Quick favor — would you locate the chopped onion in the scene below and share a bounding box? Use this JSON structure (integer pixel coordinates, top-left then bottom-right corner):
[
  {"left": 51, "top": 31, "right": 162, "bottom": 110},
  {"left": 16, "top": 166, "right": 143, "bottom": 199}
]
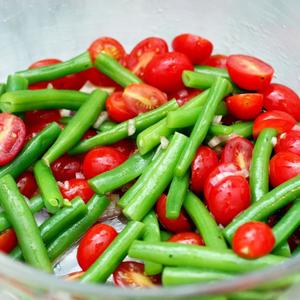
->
[
  {"left": 208, "top": 135, "right": 228, "bottom": 148},
  {"left": 271, "top": 136, "right": 278, "bottom": 146},
  {"left": 279, "top": 132, "right": 287, "bottom": 139},
  {"left": 128, "top": 119, "right": 136, "bottom": 136},
  {"left": 160, "top": 136, "right": 169, "bottom": 149},
  {"left": 93, "top": 111, "right": 108, "bottom": 129},
  {"left": 79, "top": 81, "right": 97, "bottom": 93},
  {"left": 47, "top": 83, "right": 54, "bottom": 89},
  {"left": 75, "top": 172, "right": 85, "bottom": 179},
  {"left": 60, "top": 109, "right": 72, "bottom": 117},
  {"left": 213, "top": 115, "right": 223, "bottom": 124},
  {"left": 99, "top": 87, "right": 115, "bottom": 95},
  {"left": 99, "top": 194, "right": 122, "bottom": 221}
]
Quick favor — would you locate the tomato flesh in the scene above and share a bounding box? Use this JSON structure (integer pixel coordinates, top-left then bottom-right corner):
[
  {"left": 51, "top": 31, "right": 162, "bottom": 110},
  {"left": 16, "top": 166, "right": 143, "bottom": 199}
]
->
[
  {"left": 0, "top": 229, "right": 17, "bottom": 253},
  {"left": 24, "top": 110, "right": 61, "bottom": 126},
  {"left": 275, "top": 130, "right": 300, "bottom": 156},
  {"left": 168, "top": 232, "right": 204, "bottom": 246},
  {"left": 60, "top": 179, "right": 94, "bottom": 203},
  {"left": 111, "top": 139, "right": 136, "bottom": 158},
  {"left": 17, "top": 171, "right": 37, "bottom": 198},
  {"left": 168, "top": 88, "right": 202, "bottom": 106}
]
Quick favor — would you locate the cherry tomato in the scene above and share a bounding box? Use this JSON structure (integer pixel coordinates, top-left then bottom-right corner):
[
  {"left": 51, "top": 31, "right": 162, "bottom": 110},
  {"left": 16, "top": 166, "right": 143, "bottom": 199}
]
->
[
  {"left": 168, "top": 232, "right": 204, "bottom": 246},
  {"left": 123, "top": 83, "right": 168, "bottom": 115},
  {"left": 269, "top": 151, "right": 300, "bottom": 187},
  {"left": 226, "top": 93, "right": 263, "bottom": 120},
  {"left": 191, "top": 146, "right": 219, "bottom": 194},
  {"left": 207, "top": 175, "right": 251, "bottom": 226},
  {"left": 82, "top": 147, "right": 127, "bottom": 179},
  {"left": 24, "top": 110, "right": 61, "bottom": 126},
  {"left": 232, "top": 221, "right": 275, "bottom": 259},
  {"left": 168, "top": 88, "right": 202, "bottom": 106},
  {"left": 16, "top": 171, "right": 37, "bottom": 198},
  {"left": 127, "top": 37, "right": 168, "bottom": 78},
  {"left": 113, "top": 261, "right": 161, "bottom": 287},
  {"left": 60, "top": 179, "right": 94, "bottom": 203},
  {"left": 226, "top": 55, "right": 274, "bottom": 91},
  {"left": 155, "top": 194, "right": 192, "bottom": 233},
  {"left": 143, "top": 52, "right": 194, "bottom": 93},
  {"left": 25, "top": 122, "right": 47, "bottom": 142},
  {"left": 81, "top": 129, "right": 97, "bottom": 141},
  {"left": 111, "top": 139, "right": 136, "bottom": 158},
  {"left": 172, "top": 33, "right": 213, "bottom": 65},
  {"left": 203, "top": 54, "right": 228, "bottom": 69},
  {"left": 253, "top": 110, "right": 297, "bottom": 139},
  {"left": 221, "top": 137, "right": 253, "bottom": 170},
  {"left": 275, "top": 130, "right": 300, "bottom": 156},
  {"left": 0, "top": 113, "right": 26, "bottom": 166},
  {"left": 263, "top": 83, "right": 300, "bottom": 121},
  {"left": 0, "top": 229, "right": 17, "bottom": 253},
  {"left": 77, "top": 223, "right": 118, "bottom": 271}
]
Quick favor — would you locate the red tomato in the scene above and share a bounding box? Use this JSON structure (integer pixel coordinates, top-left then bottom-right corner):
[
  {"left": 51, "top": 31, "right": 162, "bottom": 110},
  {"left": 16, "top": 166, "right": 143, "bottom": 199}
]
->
[
  {"left": 168, "top": 88, "right": 202, "bottom": 106},
  {"left": 203, "top": 54, "right": 228, "bottom": 69},
  {"left": 221, "top": 137, "right": 253, "bottom": 170},
  {"left": 172, "top": 33, "right": 213, "bottom": 65},
  {"left": 269, "top": 151, "right": 300, "bottom": 187},
  {"left": 25, "top": 122, "right": 47, "bottom": 142},
  {"left": 81, "top": 129, "right": 97, "bottom": 141},
  {"left": 0, "top": 229, "right": 17, "bottom": 253},
  {"left": 127, "top": 37, "right": 168, "bottom": 78},
  {"left": 0, "top": 113, "right": 26, "bottom": 166},
  {"left": 77, "top": 223, "right": 118, "bottom": 271},
  {"left": 227, "top": 55, "right": 274, "bottom": 91},
  {"left": 226, "top": 93, "right": 264, "bottom": 120},
  {"left": 111, "top": 139, "right": 136, "bottom": 158},
  {"left": 253, "top": 110, "right": 297, "bottom": 139},
  {"left": 113, "top": 261, "right": 161, "bottom": 287},
  {"left": 155, "top": 194, "right": 192, "bottom": 233},
  {"left": 168, "top": 232, "right": 204, "bottom": 246},
  {"left": 263, "top": 83, "right": 300, "bottom": 121},
  {"left": 207, "top": 175, "right": 251, "bottom": 226},
  {"left": 123, "top": 83, "right": 168, "bottom": 115},
  {"left": 275, "top": 130, "right": 300, "bottom": 156},
  {"left": 143, "top": 52, "right": 194, "bottom": 93},
  {"left": 82, "top": 147, "right": 127, "bottom": 179},
  {"left": 232, "top": 221, "right": 275, "bottom": 259},
  {"left": 60, "top": 179, "right": 94, "bottom": 203},
  {"left": 17, "top": 171, "right": 37, "bottom": 198},
  {"left": 191, "top": 146, "right": 219, "bottom": 194},
  {"left": 24, "top": 110, "right": 61, "bottom": 126}
]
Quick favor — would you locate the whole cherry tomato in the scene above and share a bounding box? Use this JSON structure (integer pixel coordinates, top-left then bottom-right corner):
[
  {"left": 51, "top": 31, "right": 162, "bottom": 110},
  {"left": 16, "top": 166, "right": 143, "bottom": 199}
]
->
[
  {"left": 16, "top": 171, "right": 37, "bottom": 198},
  {"left": 60, "top": 179, "right": 94, "bottom": 203},
  {"left": 203, "top": 54, "right": 228, "bottom": 69},
  {"left": 0, "top": 229, "right": 17, "bottom": 254},
  {"left": 275, "top": 129, "right": 300, "bottom": 156},
  {"left": 168, "top": 232, "right": 204, "bottom": 246}
]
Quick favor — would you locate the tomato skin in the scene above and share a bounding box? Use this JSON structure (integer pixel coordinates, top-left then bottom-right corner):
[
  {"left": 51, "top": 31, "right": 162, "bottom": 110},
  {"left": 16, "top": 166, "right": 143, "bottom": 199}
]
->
[
  {"left": 226, "top": 93, "right": 264, "bottom": 120},
  {"left": 233, "top": 221, "right": 275, "bottom": 259},
  {"left": 275, "top": 130, "right": 300, "bottom": 156},
  {"left": 253, "top": 110, "right": 297, "bottom": 139},
  {"left": 206, "top": 175, "right": 251, "bottom": 226},
  {"left": 168, "top": 88, "right": 202, "bottom": 106},
  {"left": 24, "top": 110, "right": 61, "bottom": 126},
  {"left": 269, "top": 151, "right": 300, "bottom": 187},
  {"left": 143, "top": 52, "right": 194, "bottom": 93},
  {"left": 155, "top": 194, "right": 192, "bottom": 233},
  {"left": 17, "top": 171, "right": 37, "bottom": 198},
  {"left": 168, "top": 232, "right": 204, "bottom": 246},
  {"left": 227, "top": 55, "right": 274, "bottom": 91},
  {"left": 172, "top": 33, "right": 213, "bottom": 65},
  {"left": 191, "top": 146, "right": 219, "bottom": 194},
  {"left": 77, "top": 223, "right": 118, "bottom": 271},
  {"left": 221, "top": 137, "right": 254, "bottom": 170},
  {"left": 0, "top": 229, "right": 18, "bottom": 253},
  {"left": 111, "top": 139, "right": 136, "bottom": 158},
  {"left": 60, "top": 179, "right": 94, "bottom": 203},
  {"left": 263, "top": 83, "right": 300, "bottom": 121},
  {"left": 113, "top": 261, "right": 161, "bottom": 287},
  {"left": 25, "top": 122, "right": 47, "bottom": 142},
  {"left": 203, "top": 54, "right": 228, "bottom": 69}
]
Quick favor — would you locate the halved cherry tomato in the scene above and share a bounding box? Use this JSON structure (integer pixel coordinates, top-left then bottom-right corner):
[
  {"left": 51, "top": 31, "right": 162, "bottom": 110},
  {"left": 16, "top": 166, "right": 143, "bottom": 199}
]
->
[
  {"left": 24, "top": 110, "right": 61, "bottom": 126},
  {"left": 143, "top": 52, "right": 194, "bottom": 93},
  {"left": 227, "top": 55, "right": 274, "bottom": 90},
  {"left": 113, "top": 261, "right": 161, "bottom": 287},
  {"left": 127, "top": 37, "right": 168, "bottom": 79},
  {"left": 59, "top": 179, "right": 94, "bottom": 203},
  {"left": 82, "top": 147, "right": 127, "bottom": 179},
  {"left": 172, "top": 33, "right": 213, "bottom": 65},
  {"left": 275, "top": 130, "right": 300, "bottom": 156},
  {"left": 253, "top": 110, "right": 297, "bottom": 139},
  {"left": 191, "top": 146, "right": 219, "bottom": 194},
  {"left": 168, "top": 88, "right": 202, "bottom": 106},
  {"left": 221, "top": 137, "right": 253, "bottom": 170},
  {"left": 123, "top": 83, "right": 168, "bottom": 115},
  {"left": 203, "top": 54, "right": 228, "bottom": 69},
  {"left": 17, "top": 171, "right": 37, "bottom": 198},
  {"left": 25, "top": 122, "right": 48, "bottom": 142},
  {"left": 77, "top": 223, "right": 118, "bottom": 271},
  {"left": 263, "top": 83, "right": 300, "bottom": 121},
  {"left": 111, "top": 139, "right": 136, "bottom": 158},
  {"left": 269, "top": 151, "right": 300, "bottom": 187},
  {"left": 155, "top": 194, "right": 192, "bottom": 233},
  {"left": 0, "top": 229, "right": 17, "bottom": 253},
  {"left": 207, "top": 175, "right": 251, "bottom": 226},
  {"left": 0, "top": 113, "right": 26, "bottom": 166},
  {"left": 232, "top": 221, "right": 275, "bottom": 259},
  {"left": 226, "top": 93, "right": 264, "bottom": 120},
  {"left": 168, "top": 232, "right": 204, "bottom": 246}
]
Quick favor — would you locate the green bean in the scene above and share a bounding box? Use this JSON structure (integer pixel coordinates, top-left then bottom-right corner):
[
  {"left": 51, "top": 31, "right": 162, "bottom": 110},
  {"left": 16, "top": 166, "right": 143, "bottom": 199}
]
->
[
  {"left": 224, "top": 175, "right": 300, "bottom": 242},
  {"left": 47, "top": 195, "right": 109, "bottom": 261},
  {"left": 228, "top": 291, "right": 279, "bottom": 300},
  {"left": 81, "top": 221, "right": 144, "bottom": 283},
  {"left": 183, "top": 192, "right": 227, "bottom": 249},
  {"left": 0, "top": 175, "right": 52, "bottom": 272},
  {"left": 176, "top": 78, "right": 232, "bottom": 176},
  {"left": 43, "top": 89, "right": 107, "bottom": 164},
  {"left": 230, "top": 122, "right": 253, "bottom": 138},
  {"left": 123, "top": 132, "right": 188, "bottom": 221},
  {"left": 6, "top": 74, "right": 28, "bottom": 91},
  {"left": 0, "top": 83, "right": 6, "bottom": 96},
  {"left": 17, "top": 52, "right": 92, "bottom": 84},
  {"left": 129, "top": 241, "right": 285, "bottom": 273},
  {"left": 33, "top": 160, "right": 64, "bottom": 213},
  {"left": 89, "top": 151, "right": 154, "bottom": 194},
  {"left": 293, "top": 244, "right": 300, "bottom": 256},
  {"left": 0, "top": 122, "right": 61, "bottom": 179},
  {"left": 0, "top": 89, "right": 89, "bottom": 112},
  {"left": 143, "top": 211, "right": 162, "bottom": 275},
  {"left": 160, "top": 230, "right": 172, "bottom": 241},
  {"left": 194, "top": 65, "right": 231, "bottom": 80},
  {"left": 98, "top": 120, "right": 117, "bottom": 132},
  {"left": 183, "top": 70, "right": 220, "bottom": 90},
  {"left": 69, "top": 100, "right": 179, "bottom": 155},
  {"left": 166, "top": 173, "right": 189, "bottom": 219},
  {"left": 59, "top": 116, "right": 72, "bottom": 125},
  {"left": 249, "top": 128, "right": 277, "bottom": 202},
  {"left": 95, "top": 53, "right": 141, "bottom": 87},
  {"left": 273, "top": 242, "right": 291, "bottom": 257}
]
